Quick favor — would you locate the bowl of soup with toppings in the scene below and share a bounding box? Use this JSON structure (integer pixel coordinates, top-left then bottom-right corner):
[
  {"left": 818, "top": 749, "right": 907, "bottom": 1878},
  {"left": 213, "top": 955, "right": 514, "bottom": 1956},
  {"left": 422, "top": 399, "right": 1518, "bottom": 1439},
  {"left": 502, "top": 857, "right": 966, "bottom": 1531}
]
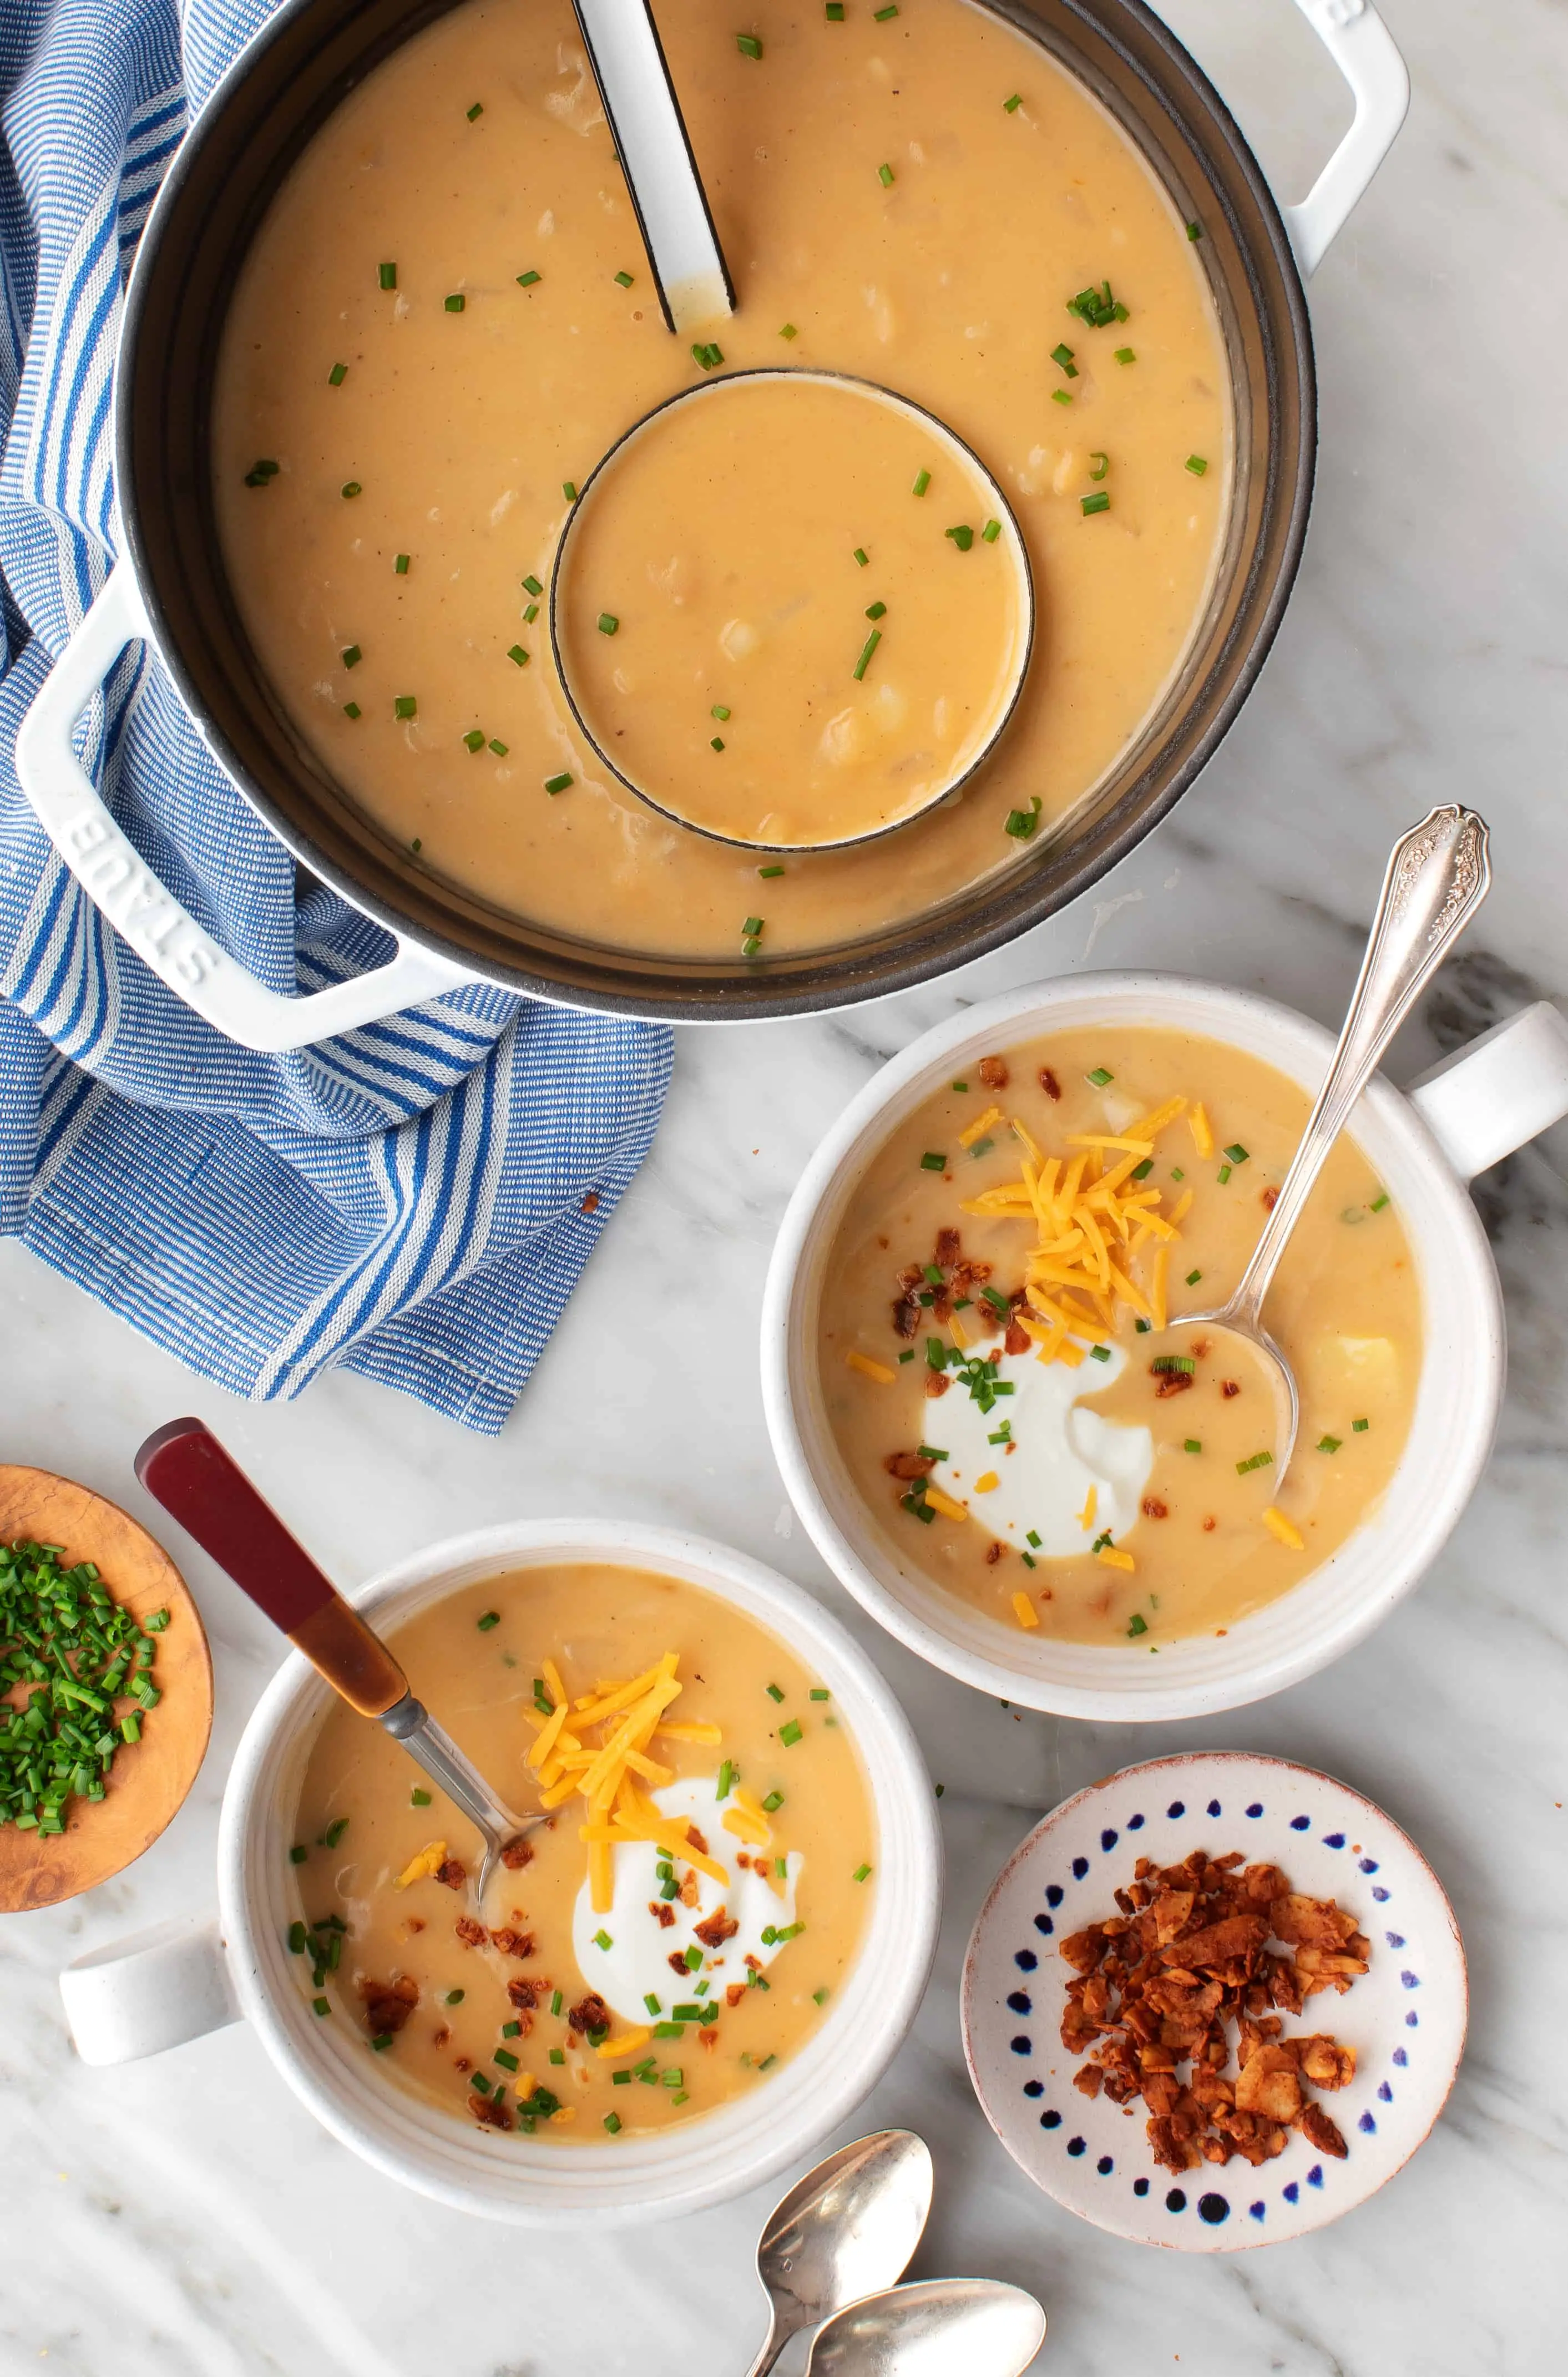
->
[
  {"left": 29, "top": 0, "right": 1361, "bottom": 1034},
  {"left": 64, "top": 1521, "right": 938, "bottom": 2224},
  {"left": 763, "top": 974, "right": 1568, "bottom": 1718}
]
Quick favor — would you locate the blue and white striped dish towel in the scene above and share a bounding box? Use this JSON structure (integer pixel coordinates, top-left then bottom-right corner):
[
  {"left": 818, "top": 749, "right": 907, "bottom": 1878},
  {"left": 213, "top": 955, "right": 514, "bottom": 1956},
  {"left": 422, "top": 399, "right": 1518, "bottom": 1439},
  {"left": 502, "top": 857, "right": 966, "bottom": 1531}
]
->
[{"left": 0, "top": 0, "right": 672, "bottom": 1432}]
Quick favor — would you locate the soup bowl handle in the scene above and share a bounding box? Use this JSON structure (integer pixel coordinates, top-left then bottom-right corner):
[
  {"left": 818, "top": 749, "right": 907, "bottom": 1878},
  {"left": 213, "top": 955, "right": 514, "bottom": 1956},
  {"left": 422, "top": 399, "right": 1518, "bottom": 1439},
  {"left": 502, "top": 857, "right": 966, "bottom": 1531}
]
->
[
  {"left": 13, "top": 566, "right": 479, "bottom": 1054},
  {"left": 1280, "top": 0, "right": 1409, "bottom": 277},
  {"left": 1407, "top": 1002, "right": 1568, "bottom": 1183},
  {"left": 59, "top": 1912, "right": 240, "bottom": 2066}
]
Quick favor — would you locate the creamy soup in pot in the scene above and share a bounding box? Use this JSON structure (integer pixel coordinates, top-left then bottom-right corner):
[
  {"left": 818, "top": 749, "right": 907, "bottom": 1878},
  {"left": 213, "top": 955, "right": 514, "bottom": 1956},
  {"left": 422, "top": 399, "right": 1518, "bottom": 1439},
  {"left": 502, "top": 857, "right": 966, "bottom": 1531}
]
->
[
  {"left": 213, "top": 0, "right": 1230, "bottom": 958},
  {"left": 817, "top": 1029, "right": 1423, "bottom": 1647},
  {"left": 289, "top": 1563, "right": 875, "bottom": 2139}
]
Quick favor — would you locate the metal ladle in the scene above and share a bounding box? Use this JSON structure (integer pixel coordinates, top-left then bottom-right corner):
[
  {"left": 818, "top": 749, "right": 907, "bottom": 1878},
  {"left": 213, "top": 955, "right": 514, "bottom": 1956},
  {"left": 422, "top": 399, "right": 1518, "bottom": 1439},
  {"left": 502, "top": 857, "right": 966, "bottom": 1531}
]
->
[
  {"left": 570, "top": 0, "right": 733, "bottom": 335},
  {"left": 746, "top": 2130, "right": 934, "bottom": 2377},
  {"left": 1152, "top": 805, "right": 1490, "bottom": 1480},
  {"left": 804, "top": 2278, "right": 1046, "bottom": 2376},
  {"left": 134, "top": 1418, "right": 538, "bottom": 1901}
]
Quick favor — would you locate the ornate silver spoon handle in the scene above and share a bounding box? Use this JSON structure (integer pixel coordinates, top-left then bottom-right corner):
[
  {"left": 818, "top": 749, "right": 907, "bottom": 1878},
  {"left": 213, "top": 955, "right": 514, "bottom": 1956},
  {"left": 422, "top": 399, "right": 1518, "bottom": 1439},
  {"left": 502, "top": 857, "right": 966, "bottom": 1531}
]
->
[{"left": 1225, "top": 805, "right": 1490, "bottom": 1333}]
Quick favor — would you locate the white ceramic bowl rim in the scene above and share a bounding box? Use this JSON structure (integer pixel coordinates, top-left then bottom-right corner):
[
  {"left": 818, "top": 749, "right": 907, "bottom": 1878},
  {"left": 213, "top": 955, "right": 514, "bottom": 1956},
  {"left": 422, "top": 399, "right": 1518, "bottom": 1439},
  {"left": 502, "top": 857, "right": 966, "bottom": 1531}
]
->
[
  {"left": 215, "top": 1519, "right": 940, "bottom": 2227},
  {"left": 762, "top": 970, "right": 1504, "bottom": 1722}
]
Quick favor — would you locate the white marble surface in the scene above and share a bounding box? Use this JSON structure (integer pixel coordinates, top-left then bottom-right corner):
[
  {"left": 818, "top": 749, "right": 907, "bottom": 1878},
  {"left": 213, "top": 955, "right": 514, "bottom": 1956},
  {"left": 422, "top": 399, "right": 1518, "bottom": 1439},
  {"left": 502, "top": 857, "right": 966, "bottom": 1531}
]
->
[{"left": 4, "top": 1, "right": 1567, "bottom": 2369}]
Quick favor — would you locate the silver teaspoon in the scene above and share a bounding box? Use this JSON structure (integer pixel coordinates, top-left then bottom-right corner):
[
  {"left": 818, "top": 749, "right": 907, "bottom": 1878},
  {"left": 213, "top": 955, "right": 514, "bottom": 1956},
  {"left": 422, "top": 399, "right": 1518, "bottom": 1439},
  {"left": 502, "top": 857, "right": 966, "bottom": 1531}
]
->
[
  {"left": 1156, "top": 804, "right": 1490, "bottom": 1481},
  {"left": 570, "top": 0, "right": 734, "bottom": 335},
  {"left": 744, "top": 2131, "right": 935, "bottom": 2377},
  {"left": 803, "top": 2279, "right": 1046, "bottom": 2377}
]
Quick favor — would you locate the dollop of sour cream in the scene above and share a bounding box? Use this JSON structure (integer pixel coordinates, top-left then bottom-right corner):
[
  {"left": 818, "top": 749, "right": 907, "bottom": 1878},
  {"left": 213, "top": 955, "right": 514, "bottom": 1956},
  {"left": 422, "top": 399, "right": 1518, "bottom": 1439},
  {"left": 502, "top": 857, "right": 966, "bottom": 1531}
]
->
[
  {"left": 571, "top": 1776, "right": 802, "bottom": 2029},
  {"left": 932, "top": 1337, "right": 1154, "bottom": 1556}
]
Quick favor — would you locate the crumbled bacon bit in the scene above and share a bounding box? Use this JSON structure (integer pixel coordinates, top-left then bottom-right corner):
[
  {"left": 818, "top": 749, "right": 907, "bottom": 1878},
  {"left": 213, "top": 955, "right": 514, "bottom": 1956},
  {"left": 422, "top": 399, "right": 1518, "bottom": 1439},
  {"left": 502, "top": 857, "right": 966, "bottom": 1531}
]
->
[
  {"left": 489, "top": 1928, "right": 535, "bottom": 1960},
  {"left": 667, "top": 1950, "right": 691, "bottom": 1976},
  {"left": 925, "top": 1373, "right": 950, "bottom": 1399},
  {"left": 650, "top": 1899, "right": 676, "bottom": 1928},
  {"left": 1141, "top": 1497, "right": 1169, "bottom": 1519},
  {"left": 1202, "top": 1516, "right": 1217, "bottom": 1532},
  {"left": 678, "top": 1870, "right": 700, "bottom": 1908},
  {"left": 500, "top": 1838, "right": 534, "bottom": 1870},
  {"left": 885, "top": 1450, "right": 935, "bottom": 1481},
  {"left": 567, "top": 1992, "right": 610, "bottom": 2035},
  {"left": 453, "top": 2054, "right": 470, "bottom": 2072},
  {"left": 432, "top": 2024, "right": 450, "bottom": 2049},
  {"left": 361, "top": 1974, "right": 419, "bottom": 2035},
  {"left": 1004, "top": 1317, "right": 1032, "bottom": 1357},
  {"left": 507, "top": 1976, "right": 544, "bottom": 2010},
  {"left": 1060, "top": 1851, "right": 1366, "bottom": 2174},
  {"left": 686, "top": 1825, "right": 709, "bottom": 1855},
  {"left": 892, "top": 1294, "right": 921, "bottom": 1338},
  {"left": 978, "top": 1055, "right": 1009, "bottom": 1090},
  {"left": 984, "top": 1541, "right": 1007, "bottom": 1565},
  {"left": 698, "top": 2025, "right": 720, "bottom": 2051},
  {"left": 436, "top": 1858, "right": 466, "bottom": 1890},
  {"left": 1261, "top": 1186, "right": 1278, "bottom": 1212},
  {"left": 726, "top": 1983, "right": 748, "bottom": 2009},
  {"left": 455, "top": 1915, "right": 486, "bottom": 1946},
  {"left": 1039, "top": 1066, "right": 1062, "bottom": 1101},
  {"left": 1221, "top": 1379, "right": 1241, "bottom": 1398},
  {"left": 935, "top": 1226, "right": 962, "bottom": 1266},
  {"left": 406, "top": 1916, "right": 426, "bottom": 1934},
  {"left": 579, "top": 1190, "right": 600, "bottom": 1214},
  {"left": 1154, "top": 1368, "right": 1195, "bottom": 1397},
  {"left": 470, "top": 2090, "right": 515, "bottom": 2129},
  {"left": 744, "top": 1953, "right": 763, "bottom": 1973}
]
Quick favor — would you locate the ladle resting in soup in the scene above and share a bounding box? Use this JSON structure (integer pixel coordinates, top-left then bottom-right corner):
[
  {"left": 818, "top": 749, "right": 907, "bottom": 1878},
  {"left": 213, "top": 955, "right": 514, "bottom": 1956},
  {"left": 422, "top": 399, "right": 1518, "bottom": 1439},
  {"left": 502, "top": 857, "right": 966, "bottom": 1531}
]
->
[
  {"left": 818, "top": 1029, "right": 1423, "bottom": 1646},
  {"left": 290, "top": 1564, "right": 875, "bottom": 2138},
  {"left": 213, "top": 0, "right": 1229, "bottom": 958}
]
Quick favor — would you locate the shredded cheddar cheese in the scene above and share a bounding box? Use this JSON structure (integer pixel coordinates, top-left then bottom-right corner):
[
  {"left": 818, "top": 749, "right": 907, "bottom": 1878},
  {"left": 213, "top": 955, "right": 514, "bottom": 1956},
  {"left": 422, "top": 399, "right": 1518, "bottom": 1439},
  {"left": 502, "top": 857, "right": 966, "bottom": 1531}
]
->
[
  {"left": 521, "top": 1648, "right": 729, "bottom": 1913},
  {"left": 958, "top": 1102, "right": 1004, "bottom": 1149},
  {"left": 1076, "top": 1484, "right": 1097, "bottom": 1532},
  {"left": 1096, "top": 1545, "right": 1136, "bottom": 1572},
  {"left": 922, "top": 1483, "right": 970, "bottom": 1523},
  {"left": 1190, "top": 1101, "right": 1214, "bottom": 1159},
  {"left": 959, "top": 1092, "right": 1191, "bottom": 1358},
  {"left": 1261, "top": 1505, "right": 1305, "bottom": 1550},
  {"left": 846, "top": 1348, "right": 896, "bottom": 1384},
  {"left": 974, "top": 1470, "right": 1000, "bottom": 1493},
  {"left": 596, "top": 2027, "right": 652, "bottom": 2059},
  {"left": 1011, "top": 1590, "right": 1040, "bottom": 1630},
  {"left": 392, "top": 1840, "right": 448, "bottom": 1890}
]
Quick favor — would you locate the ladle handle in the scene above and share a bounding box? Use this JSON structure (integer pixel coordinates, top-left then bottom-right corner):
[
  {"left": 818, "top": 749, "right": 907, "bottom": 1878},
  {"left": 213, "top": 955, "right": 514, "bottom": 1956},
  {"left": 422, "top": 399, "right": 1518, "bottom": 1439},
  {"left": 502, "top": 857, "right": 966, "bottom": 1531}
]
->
[
  {"left": 571, "top": 0, "right": 734, "bottom": 334},
  {"left": 134, "top": 1418, "right": 408, "bottom": 1717},
  {"left": 1227, "top": 805, "right": 1491, "bottom": 1331}
]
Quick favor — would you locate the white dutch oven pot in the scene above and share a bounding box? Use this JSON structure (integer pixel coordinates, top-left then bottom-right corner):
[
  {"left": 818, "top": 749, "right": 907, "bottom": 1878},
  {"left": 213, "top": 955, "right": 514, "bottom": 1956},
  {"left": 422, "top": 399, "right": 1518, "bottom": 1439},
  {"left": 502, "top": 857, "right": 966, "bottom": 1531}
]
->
[{"left": 12, "top": 0, "right": 1408, "bottom": 1042}]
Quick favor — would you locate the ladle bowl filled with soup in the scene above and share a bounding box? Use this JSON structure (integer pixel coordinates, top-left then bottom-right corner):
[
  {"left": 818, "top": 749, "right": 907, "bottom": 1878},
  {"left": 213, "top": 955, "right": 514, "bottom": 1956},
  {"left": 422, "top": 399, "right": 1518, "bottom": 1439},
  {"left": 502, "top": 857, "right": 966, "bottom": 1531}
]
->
[
  {"left": 762, "top": 973, "right": 1562, "bottom": 1719},
  {"left": 193, "top": 1521, "right": 938, "bottom": 2224},
  {"left": 18, "top": 0, "right": 1400, "bottom": 1035}
]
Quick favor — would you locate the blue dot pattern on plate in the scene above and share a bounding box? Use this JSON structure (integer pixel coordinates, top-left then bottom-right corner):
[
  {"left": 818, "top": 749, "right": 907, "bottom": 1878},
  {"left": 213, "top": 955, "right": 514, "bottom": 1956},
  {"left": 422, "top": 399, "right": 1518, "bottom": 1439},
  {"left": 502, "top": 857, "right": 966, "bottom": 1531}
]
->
[{"left": 1005, "top": 1787, "right": 1416, "bottom": 2231}]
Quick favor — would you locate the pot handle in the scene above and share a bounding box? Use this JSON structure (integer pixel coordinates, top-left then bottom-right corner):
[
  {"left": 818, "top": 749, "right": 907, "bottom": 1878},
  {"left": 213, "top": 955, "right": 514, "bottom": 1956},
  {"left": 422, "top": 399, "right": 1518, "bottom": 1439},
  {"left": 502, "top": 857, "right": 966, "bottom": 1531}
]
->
[
  {"left": 1282, "top": 0, "right": 1410, "bottom": 278},
  {"left": 1407, "top": 1002, "right": 1568, "bottom": 1182},
  {"left": 13, "top": 565, "right": 479, "bottom": 1054},
  {"left": 59, "top": 1913, "right": 241, "bottom": 2066}
]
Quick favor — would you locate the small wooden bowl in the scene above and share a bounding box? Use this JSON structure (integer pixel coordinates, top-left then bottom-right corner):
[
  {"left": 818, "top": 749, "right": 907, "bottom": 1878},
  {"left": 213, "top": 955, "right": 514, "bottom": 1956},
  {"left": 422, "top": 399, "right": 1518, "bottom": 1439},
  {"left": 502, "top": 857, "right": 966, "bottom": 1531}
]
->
[{"left": 0, "top": 1465, "right": 213, "bottom": 1913}]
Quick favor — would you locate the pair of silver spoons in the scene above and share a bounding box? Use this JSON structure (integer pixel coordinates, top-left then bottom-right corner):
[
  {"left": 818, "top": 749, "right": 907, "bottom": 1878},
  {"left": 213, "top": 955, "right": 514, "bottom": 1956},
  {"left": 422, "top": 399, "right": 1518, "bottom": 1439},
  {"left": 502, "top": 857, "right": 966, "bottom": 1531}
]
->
[{"left": 746, "top": 2131, "right": 1044, "bottom": 2376}]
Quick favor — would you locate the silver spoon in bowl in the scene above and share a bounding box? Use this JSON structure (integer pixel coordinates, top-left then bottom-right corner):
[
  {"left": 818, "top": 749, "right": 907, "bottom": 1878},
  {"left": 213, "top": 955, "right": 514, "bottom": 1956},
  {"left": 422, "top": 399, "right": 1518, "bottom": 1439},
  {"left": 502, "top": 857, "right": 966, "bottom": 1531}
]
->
[
  {"left": 804, "top": 2278, "right": 1046, "bottom": 2376},
  {"left": 1145, "top": 805, "right": 1490, "bottom": 1480},
  {"left": 745, "top": 2130, "right": 935, "bottom": 2377},
  {"left": 134, "top": 1418, "right": 540, "bottom": 1904}
]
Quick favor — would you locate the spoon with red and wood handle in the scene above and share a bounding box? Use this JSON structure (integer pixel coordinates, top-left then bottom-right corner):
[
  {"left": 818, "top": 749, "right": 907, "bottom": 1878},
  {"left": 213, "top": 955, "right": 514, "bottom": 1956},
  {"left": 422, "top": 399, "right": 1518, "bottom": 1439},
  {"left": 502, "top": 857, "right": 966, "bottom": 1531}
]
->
[{"left": 134, "top": 1418, "right": 538, "bottom": 1898}]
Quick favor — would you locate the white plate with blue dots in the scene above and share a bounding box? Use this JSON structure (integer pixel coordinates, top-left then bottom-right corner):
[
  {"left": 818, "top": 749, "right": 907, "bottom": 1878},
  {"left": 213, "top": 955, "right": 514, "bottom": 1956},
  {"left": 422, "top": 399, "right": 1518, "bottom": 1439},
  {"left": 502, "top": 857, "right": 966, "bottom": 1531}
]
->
[{"left": 960, "top": 1751, "right": 1466, "bottom": 2250}]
